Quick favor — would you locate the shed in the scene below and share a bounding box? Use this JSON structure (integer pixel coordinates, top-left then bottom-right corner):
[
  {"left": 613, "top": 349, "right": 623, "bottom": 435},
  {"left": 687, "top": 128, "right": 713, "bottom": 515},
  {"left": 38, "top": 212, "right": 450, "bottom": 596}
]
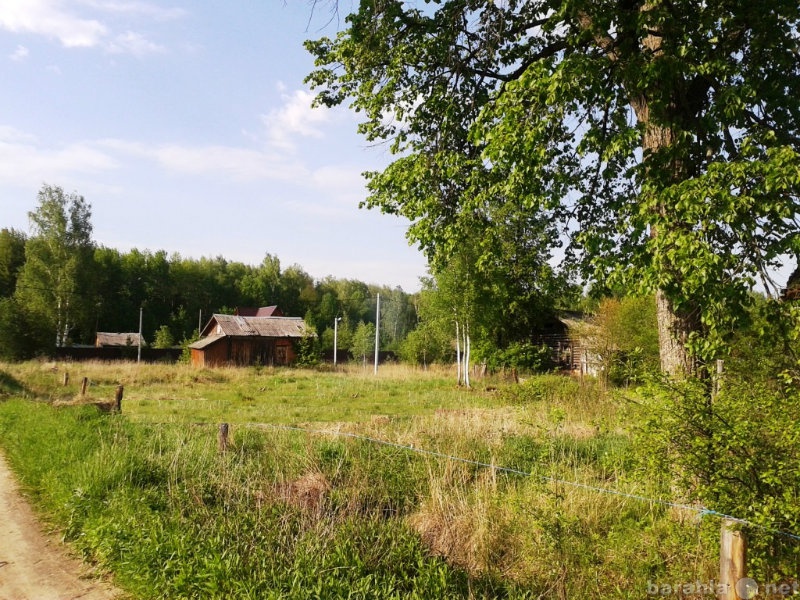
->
[
  {"left": 189, "top": 314, "right": 311, "bottom": 368},
  {"left": 95, "top": 332, "right": 145, "bottom": 348}
]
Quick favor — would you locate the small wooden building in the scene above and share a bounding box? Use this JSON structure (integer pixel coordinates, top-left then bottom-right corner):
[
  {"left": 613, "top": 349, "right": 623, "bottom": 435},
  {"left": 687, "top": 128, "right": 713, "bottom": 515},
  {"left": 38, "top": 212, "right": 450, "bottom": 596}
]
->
[
  {"left": 189, "top": 313, "right": 311, "bottom": 368},
  {"left": 95, "top": 332, "right": 145, "bottom": 347}
]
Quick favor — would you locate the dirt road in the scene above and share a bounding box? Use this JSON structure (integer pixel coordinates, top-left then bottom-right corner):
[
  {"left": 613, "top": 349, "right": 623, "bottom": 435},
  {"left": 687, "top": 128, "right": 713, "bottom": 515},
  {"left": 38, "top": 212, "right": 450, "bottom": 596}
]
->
[{"left": 0, "top": 451, "right": 123, "bottom": 600}]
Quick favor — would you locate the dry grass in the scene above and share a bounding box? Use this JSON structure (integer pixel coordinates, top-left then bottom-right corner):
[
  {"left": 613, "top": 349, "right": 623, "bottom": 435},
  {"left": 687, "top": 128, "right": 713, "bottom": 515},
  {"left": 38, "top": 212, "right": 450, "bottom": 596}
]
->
[{"left": 0, "top": 360, "right": 717, "bottom": 596}]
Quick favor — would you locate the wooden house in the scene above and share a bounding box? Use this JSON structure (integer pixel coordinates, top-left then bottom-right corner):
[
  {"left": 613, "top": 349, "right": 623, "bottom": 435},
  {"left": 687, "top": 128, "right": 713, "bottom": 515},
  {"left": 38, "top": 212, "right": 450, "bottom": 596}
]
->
[
  {"left": 189, "top": 311, "right": 311, "bottom": 368},
  {"left": 95, "top": 332, "right": 145, "bottom": 347}
]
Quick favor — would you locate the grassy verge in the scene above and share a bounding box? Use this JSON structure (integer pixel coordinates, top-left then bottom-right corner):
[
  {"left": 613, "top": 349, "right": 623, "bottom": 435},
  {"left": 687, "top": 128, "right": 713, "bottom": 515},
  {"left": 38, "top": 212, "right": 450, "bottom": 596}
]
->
[{"left": 0, "top": 363, "right": 718, "bottom": 598}]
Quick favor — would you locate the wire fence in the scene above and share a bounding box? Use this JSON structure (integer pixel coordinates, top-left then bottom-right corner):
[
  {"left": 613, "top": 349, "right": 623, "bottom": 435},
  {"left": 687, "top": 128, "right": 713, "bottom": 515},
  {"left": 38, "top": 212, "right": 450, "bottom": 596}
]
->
[{"left": 205, "top": 419, "right": 800, "bottom": 544}]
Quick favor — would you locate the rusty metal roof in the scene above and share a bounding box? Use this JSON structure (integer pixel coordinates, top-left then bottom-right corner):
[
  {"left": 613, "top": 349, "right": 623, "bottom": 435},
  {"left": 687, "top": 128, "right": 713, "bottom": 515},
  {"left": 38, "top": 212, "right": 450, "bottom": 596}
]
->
[
  {"left": 234, "top": 306, "right": 282, "bottom": 317},
  {"left": 188, "top": 334, "right": 225, "bottom": 350},
  {"left": 205, "top": 314, "right": 310, "bottom": 339}
]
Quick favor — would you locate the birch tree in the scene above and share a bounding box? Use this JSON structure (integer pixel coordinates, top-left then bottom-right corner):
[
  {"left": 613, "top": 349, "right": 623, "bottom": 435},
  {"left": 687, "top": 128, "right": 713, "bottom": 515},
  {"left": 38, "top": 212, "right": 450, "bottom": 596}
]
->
[{"left": 15, "top": 184, "right": 94, "bottom": 347}]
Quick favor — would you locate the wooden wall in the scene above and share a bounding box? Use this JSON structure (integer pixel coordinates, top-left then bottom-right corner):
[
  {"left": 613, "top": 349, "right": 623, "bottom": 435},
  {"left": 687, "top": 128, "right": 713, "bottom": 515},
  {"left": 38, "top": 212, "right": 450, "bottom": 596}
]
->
[{"left": 192, "top": 337, "right": 297, "bottom": 368}]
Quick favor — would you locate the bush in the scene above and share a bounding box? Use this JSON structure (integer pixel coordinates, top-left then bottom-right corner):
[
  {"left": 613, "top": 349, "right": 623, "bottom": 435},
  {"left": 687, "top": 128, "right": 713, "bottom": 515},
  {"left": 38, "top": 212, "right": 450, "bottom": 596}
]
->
[
  {"left": 638, "top": 367, "right": 800, "bottom": 579},
  {"left": 482, "top": 341, "right": 554, "bottom": 374},
  {"left": 153, "top": 325, "right": 175, "bottom": 349},
  {"left": 294, "top": 331, "right": 320, "bottom": 367},
  {"left": 0, "top": 298, "right": 53, "bottom": 360},
  {"left": 592, "top": 296, "right": 659, "bottom": 386}
]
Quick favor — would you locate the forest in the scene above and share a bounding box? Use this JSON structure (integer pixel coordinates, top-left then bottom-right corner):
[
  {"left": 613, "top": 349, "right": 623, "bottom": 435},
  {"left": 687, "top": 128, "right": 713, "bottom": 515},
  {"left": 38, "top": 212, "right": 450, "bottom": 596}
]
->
[{"left": 0, "top": 184, "right": 582, "bottom": 369}]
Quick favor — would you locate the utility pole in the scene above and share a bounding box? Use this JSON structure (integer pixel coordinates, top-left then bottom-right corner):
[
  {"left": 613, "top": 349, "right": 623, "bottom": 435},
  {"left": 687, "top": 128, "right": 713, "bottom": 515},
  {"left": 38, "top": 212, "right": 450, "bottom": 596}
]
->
[
  {"left": 374, "top": 293, "right": 380, "bottom": 375},
  {"left": 198, "top": 309, "right": 202, "bottom": 336},
  {"left": 137, "top": 306, "right": 143, "bottom": 364},
  {"left": 333, "top": 317, "right": 342, "bottom": 367}
]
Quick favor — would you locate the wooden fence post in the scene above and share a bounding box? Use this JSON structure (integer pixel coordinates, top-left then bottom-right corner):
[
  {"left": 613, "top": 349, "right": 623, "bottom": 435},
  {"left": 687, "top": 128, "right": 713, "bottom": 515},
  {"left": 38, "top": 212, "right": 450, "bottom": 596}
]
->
[
  {"left": 719, "top": 520, "right": 748, "bottom": 600},
  {"left": 218, "top": 423, "right": 229, "bottom": 453},
  {"left": 114, "top": 385, "right": 124, "bottom": 413},
  {"left": 63, "top": 372, "right": 69, "bottom": 386},
  {"left": 80, "top": 377, "right": 88, "bottom": 396}
]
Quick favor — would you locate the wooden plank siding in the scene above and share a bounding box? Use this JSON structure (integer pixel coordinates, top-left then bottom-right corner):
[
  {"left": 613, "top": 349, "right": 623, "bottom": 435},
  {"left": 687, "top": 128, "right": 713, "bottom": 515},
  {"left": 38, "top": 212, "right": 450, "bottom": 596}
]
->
[{"left": 191, "top": 336, "right": 297, "bottom": 368}]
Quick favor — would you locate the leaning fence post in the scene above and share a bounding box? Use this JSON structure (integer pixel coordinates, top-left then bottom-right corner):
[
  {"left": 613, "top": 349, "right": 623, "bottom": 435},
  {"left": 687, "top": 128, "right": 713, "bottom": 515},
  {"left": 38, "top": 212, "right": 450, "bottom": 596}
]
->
[
  {"left": 80, "top": 376, "right": 88, "bottom": 396},
  {"left": 114, "top": 385, "right": 124, "bottom": 412},
  {"left": 719, "top": 519, "right": 747, "bottom": 600},
  {"left": 218, "top": 423, "right": 229, "bottom": 453}
]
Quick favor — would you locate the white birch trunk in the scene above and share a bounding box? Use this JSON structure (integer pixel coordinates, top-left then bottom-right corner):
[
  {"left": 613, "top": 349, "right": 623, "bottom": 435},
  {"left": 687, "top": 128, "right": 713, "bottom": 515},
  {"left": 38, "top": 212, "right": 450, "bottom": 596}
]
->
[
  {"left": 56, "top": 297, "right": 64, "bottom": 347},
  {"left": 62, "top": 296, "right": 70, "bottom": 347},
  {"left": 464, "top": 323, "right": 471, "bottom": 389},
  {"left": 455, "top": 320, "right": 462, "bottom": 386}
]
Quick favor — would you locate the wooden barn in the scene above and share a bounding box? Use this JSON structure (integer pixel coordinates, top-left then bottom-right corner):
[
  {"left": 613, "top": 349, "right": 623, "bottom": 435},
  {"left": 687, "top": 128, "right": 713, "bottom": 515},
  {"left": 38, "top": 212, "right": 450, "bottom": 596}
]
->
[
  {"left": 96, "top": 332, "right": 145, "bottom": 347},
  {"left": 189, "top": 312, "right": 311, "bottom": 368}
]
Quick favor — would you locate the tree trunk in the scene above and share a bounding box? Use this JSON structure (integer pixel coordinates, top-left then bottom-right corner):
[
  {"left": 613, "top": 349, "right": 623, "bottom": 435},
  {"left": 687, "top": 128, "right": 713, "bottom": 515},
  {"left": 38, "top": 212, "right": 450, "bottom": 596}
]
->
[
  {"left": 455, "top": 320, "right": 462, "bottom": 386},
  {"left": 585, "top": 6, "right": 702, "bottom": 379},
  {"left": 655, "top": 290, "right": 699, "bottom": 378},
  {"left": 463, "top": 323, "right": 471, "bottom": 389},
  {"left": 634, "top": 90, "right": 699, "bottom": 379}
]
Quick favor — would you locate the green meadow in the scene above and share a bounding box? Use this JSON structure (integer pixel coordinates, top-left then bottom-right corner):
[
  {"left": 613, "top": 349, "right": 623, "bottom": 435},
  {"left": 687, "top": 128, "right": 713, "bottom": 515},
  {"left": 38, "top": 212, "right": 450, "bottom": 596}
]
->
[{"left": 0, "top": 361, "right": 721, "bottom": 598}]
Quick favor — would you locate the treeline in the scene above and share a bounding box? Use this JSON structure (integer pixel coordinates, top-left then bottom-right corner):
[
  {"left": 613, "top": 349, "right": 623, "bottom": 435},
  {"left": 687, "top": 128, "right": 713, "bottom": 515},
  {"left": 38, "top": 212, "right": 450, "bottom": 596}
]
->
[
  {"left": 0, "top": 184, "right": 583, "bottom": 368},
  {"left": 0, "top": 185, "right": 417, "bottom": 360}
]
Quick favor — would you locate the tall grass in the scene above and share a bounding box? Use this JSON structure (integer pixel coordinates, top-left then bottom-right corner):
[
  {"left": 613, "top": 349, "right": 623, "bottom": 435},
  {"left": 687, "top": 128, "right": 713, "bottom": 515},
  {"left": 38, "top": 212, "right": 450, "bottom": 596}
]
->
[{"left": 0, "top": 362, "right": 719, "bottom": 598}]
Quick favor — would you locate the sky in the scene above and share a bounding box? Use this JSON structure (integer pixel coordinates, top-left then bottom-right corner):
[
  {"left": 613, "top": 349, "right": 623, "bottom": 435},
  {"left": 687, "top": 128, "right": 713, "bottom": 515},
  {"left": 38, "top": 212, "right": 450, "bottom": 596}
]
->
[{"left": 0, "top": 0, "right": 429, "bottom": 292}]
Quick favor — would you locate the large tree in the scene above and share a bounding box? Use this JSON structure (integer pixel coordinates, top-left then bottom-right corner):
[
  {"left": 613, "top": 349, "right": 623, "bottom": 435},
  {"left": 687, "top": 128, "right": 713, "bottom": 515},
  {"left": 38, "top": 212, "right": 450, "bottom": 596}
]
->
[
  {"left": 306, "top": 0, "right": 800, "bottom": 377},
  {"left": 0, "top": 228, "right": 26, "bottom": 298},
  {"left": 15, "top": 184, "right": 95, "bottom": 347}
]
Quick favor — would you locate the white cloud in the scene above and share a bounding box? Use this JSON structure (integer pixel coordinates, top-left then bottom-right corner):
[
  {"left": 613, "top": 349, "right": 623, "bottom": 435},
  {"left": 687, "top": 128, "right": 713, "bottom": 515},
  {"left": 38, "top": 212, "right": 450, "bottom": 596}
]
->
[
  {"left": 0, "top": 125, "right": 37, "bottom": 144},
  {"left": 98, "top": 139, "right": 310, "bottom": 183},
  {"left": 76, "top": 0, "right": 186, "bottom": 21},
  {"left": 0, "top": 0, "right": 176, "bottom": 55},
  {"left": 0, "top": 0, "right": 108, "bottom": 48},
  {"left": 310, "top": 165, "right": 366, "bottom": 193},
  {"left": 262, "top": 87, "right": 334, "bottom": 151},
  {"left": 9, "top": 44, "right": 29, "bottom": 60},
  {"left": 0, "top": 136, "right": 118, "bottom": 186},
  {"left": 107, "top": 30, "right": 164, "bottom": 56}
]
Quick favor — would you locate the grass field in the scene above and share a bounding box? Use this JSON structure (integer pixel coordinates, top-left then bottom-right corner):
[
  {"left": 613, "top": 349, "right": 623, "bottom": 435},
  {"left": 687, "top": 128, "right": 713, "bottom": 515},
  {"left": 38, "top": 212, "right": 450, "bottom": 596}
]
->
[{"left": 0, "top": 361, "right": 719, "bottom": 598}]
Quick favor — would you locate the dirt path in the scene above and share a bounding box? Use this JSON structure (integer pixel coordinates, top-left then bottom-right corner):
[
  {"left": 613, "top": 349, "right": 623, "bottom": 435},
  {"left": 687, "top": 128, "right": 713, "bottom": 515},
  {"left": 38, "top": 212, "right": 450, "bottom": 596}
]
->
[{"left": 0, "top": 451, "right": 123, "bottom": 600}]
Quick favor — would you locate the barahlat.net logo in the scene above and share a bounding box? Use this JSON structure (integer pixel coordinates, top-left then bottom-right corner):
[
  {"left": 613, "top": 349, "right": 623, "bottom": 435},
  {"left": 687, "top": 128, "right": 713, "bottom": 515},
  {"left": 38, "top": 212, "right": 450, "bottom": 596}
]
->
[{"left": 647, "top": 578, "right": 799, "bottom": 598}]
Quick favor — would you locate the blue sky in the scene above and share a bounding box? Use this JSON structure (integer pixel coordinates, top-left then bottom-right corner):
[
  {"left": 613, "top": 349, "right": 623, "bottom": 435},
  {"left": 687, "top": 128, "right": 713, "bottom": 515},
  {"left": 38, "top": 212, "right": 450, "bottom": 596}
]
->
[{"left": 0, "top": 1, "right": 429, "bottom": 291}]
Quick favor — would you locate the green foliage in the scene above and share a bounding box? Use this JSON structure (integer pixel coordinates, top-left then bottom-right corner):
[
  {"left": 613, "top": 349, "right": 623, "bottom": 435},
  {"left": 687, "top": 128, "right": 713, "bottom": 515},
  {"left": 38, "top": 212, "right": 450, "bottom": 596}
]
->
[
  {"left": 501, "top": 374, "right": 602, "bottom": 408},
  {"left": 152, "top": 325, "right": 175, "bottom": 349},
  {"left": 350, "top": 321, "right": 376, "bottom": 366},
  {"left": 178, "top": 333, "right": 200, "bottom": 364},
  {"left": 294, "top": 329, "right": 320, "bottom": 368},
  {"left": 306, "top": 0, "right": 800, "bottom": 375},
  {"left": 15, "top": 184, "right": 95, "bottom": 347},
  {"left": 592, "top": 296, "right": 660, "bottom": 386},
  {"left": 0, "top": 297, "right": 53, "bottom": 360},
  {"left": 0, "top": 228, "right": 26, "bottom": 298},
  {"left": 0, "top": 363, "right": 753, "bottom": 596},
  {"left": 638, "top": 372, "right": 800, "bottom": 579},
  {"left": 482, "top": 341, "right": 553, "bottom": 374},
  {"left": 636, "top": 304, "right": 800, "bottom": 579},
  {"left": 398, "top": 321, "right": 451, "bottom": 366}
]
